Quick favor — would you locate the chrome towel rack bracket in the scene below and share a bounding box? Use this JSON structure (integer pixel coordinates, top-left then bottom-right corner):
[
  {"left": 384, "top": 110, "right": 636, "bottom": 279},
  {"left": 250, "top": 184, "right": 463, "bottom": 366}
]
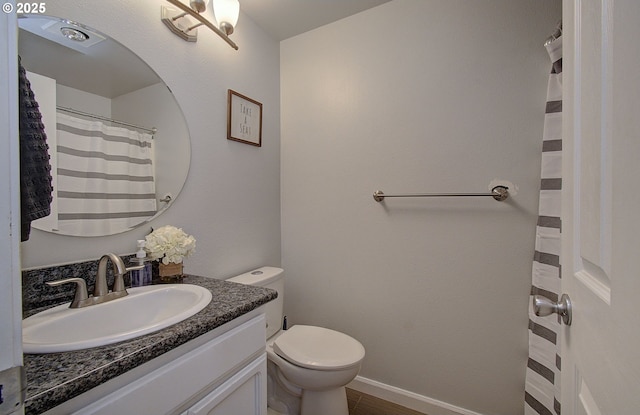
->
[{"left": 373, "top": 185, "right": 509, "bottom": 202}]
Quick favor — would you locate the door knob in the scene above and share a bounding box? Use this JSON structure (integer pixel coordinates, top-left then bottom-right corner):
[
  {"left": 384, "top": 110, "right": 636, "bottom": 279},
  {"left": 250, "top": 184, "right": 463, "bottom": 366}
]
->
[{"left": 533, "top": 293, "right": 572, "bottom": 325}]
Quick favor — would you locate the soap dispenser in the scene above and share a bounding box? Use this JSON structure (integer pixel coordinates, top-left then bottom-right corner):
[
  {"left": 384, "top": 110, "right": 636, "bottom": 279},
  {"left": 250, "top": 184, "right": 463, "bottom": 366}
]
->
[{"left": 130, "top": 240, "right": 152, "bottom": 286}]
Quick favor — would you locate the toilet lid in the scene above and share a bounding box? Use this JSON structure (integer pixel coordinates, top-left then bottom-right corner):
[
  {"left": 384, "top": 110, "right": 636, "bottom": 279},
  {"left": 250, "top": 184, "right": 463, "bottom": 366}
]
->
[{"left": 273, "top": 325, "right": 365, "bottom": 371}]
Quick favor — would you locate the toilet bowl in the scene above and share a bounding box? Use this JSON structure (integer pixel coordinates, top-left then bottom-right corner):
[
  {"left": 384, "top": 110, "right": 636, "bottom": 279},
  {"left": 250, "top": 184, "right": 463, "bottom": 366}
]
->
[
  {"left": 227, "top": 267, "right": 365, "bottom": 415},
  {"left": 268, "top": 325, "right": 364, "bottom": 415}
]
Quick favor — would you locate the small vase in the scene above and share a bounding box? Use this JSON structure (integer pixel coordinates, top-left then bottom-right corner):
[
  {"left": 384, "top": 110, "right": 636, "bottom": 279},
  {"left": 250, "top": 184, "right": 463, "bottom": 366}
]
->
[{"left": 158, "top": 261, "right": 184, "bottom": 283}]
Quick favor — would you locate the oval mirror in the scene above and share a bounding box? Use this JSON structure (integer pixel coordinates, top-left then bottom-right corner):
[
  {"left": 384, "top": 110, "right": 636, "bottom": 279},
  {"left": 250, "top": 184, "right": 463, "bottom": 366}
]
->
[{"left": 18, "top": 15, "right": 191, "bottom": 237}]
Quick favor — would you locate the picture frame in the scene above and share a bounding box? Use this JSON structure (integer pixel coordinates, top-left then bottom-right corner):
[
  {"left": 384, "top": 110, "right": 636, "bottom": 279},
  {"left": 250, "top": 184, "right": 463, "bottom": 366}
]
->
[{"left": 227, "top": 89, "right": 263, "bottom": 147}]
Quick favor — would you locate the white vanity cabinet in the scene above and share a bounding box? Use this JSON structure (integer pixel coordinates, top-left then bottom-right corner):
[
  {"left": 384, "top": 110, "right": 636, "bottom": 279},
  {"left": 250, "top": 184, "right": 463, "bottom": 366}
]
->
[
  {"left": 43, "top": 312, "right": 267, "bottom": 415},
  {"left": 181, "top": 355, "right": 265, "bottom": 415}
]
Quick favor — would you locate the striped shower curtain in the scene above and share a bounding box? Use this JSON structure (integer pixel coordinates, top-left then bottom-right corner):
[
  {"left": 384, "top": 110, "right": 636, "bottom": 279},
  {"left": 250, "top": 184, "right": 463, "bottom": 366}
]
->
[
  {"left": 55, "top": 112, "right": 157, "bottom": 236},
  {"left": 524, "top": 36, "right": 563, "bottom": 415}
]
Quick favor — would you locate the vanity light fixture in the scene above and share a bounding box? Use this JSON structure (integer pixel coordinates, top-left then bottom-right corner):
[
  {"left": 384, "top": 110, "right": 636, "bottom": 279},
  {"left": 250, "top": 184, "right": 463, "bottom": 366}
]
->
[{"left": 162, "top": 0, "right": 239, "bottom": 50}]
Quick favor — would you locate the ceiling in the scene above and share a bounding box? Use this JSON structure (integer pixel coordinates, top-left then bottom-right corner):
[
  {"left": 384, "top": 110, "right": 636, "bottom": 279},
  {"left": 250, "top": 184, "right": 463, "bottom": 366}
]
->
[
  {"left": 17, "top": 1, "right": 393, "bottom": 99},
  {"left": 18, "top": 16, "right": 161, "bottom": 98},
  {"left": 238, "top": 0, "right": 392, "bottom": 41}
]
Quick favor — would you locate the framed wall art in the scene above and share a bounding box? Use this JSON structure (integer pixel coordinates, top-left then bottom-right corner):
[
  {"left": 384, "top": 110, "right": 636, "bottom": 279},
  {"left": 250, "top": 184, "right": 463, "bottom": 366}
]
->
[{"left": 227, "top": 89, "right": 263, "bottom": 147}]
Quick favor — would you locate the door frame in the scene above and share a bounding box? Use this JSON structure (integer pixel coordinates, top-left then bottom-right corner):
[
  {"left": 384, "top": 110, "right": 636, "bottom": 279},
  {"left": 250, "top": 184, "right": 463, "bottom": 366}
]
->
[{"left": 0, "top": 0, "right": 24, "bottom": 402}]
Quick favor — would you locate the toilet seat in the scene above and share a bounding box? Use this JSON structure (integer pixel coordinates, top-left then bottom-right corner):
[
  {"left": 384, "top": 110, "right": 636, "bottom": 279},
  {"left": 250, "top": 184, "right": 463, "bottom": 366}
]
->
[{"left": 273, "top": 325, "right": 365, "bottom": 371}]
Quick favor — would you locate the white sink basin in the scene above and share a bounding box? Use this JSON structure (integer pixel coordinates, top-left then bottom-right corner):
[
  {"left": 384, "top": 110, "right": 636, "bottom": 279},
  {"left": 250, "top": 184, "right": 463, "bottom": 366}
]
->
[{"left": 23, "top": 284, "right": 212, "bottom": 354}]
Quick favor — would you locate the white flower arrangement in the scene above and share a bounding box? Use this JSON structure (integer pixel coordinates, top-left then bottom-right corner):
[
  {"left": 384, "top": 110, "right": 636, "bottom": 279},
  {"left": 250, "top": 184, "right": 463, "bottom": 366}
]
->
[{"left": 144, "top": 225, "right": 196, "bottom": 265}]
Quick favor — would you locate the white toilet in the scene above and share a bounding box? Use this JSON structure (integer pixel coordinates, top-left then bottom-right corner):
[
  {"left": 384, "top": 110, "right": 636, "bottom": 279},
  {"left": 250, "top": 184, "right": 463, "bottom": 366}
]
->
[{"left": 228, "top": 267, "right": 365, "bottom": 415}]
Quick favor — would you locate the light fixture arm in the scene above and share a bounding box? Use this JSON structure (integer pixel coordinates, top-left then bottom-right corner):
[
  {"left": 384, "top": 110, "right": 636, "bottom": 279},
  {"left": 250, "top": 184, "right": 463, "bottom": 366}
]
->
[{"left": 163, "top": 0, "right": 238, "bottom": 50}]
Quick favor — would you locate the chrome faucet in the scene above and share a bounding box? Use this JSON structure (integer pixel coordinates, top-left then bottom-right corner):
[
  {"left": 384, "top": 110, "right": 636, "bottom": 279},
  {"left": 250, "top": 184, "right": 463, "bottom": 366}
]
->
[{"left": 46, "top": 253, "right": 144, "bottom": 308}]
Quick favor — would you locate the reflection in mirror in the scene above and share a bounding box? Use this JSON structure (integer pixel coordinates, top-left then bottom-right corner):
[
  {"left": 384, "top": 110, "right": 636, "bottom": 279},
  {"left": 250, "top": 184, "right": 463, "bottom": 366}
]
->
[{"left": 18, "top": 15, "right": 191, "bottom": 237}]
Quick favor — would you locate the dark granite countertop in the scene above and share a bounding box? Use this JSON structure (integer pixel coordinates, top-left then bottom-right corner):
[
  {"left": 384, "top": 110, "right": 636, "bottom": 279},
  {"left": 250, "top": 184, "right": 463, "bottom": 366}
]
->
[{"left": 23, "top": 275, "right": 277, "bottom": 415}]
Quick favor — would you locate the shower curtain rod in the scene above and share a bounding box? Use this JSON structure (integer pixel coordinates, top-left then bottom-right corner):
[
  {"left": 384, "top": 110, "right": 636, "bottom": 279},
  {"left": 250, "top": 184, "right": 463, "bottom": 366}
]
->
[
  {"left": 372, "top": 186, "right": 509, "bottom": 202},
  {"left": 57, "top": 106, "right": 158, "bottom": 135}
]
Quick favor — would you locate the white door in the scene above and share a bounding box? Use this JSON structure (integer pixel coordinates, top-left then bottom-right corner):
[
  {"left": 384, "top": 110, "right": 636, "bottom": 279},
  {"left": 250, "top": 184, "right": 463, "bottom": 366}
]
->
[{"left": 562, "top": 0, "right": 640, "bottom": 413}]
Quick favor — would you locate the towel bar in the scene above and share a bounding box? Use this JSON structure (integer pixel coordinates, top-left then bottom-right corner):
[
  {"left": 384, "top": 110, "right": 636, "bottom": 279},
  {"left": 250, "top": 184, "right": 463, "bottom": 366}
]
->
[{"left": 373, "top": 186, "right": 509, "bottom": 202}]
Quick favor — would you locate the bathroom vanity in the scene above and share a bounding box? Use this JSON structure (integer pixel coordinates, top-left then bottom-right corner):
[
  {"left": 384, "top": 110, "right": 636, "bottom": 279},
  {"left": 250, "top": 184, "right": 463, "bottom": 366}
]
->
[{"left": 22, "top": 274, "right": 277, "bottom": 415}]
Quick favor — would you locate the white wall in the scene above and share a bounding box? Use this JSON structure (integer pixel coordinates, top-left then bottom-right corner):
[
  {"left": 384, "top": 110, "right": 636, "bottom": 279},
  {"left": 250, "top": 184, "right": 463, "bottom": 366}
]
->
[
  {"left": 112, "top": 82, "right": 190, "bottom": 203},
  {"left": 281, "top": 1, "right": 561, "bottom": 414},
  {"left": 20, "top": 0, "right": 281, "bottom": 279},
  {"left": 57, "top": 84, "right": 111, "bottom": 117}
]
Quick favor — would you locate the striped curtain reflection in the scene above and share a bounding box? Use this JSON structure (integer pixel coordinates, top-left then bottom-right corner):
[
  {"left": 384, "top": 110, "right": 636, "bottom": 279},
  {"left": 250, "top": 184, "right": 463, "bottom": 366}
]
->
[
  {"left": 524, "top": 35, "right": 563, "bottom": 415},
  {"left": 56, "top": 112, "right": 157, "bottom": 236}
]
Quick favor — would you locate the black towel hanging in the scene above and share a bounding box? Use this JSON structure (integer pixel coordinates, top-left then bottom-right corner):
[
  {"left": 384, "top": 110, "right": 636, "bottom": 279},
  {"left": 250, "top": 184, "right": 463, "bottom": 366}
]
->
[{"left": 18, "top": 56, "right": 53, "bottom": 241}]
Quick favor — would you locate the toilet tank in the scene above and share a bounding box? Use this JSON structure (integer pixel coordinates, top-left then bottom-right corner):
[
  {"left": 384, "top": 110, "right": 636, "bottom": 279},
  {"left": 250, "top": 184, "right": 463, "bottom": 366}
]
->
[{"left": 227, "top": 267, "right": 284, "bottom": 339}]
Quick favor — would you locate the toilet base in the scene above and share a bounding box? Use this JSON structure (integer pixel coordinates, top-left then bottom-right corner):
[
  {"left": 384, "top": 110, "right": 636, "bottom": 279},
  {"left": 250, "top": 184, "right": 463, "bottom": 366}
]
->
[{"left": 300, "top": 386, "right": 349, "bottom": 415}]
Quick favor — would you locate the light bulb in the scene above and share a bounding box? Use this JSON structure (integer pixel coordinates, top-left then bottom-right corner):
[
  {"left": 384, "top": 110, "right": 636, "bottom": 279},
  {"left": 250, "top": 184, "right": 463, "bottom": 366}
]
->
[
  {"left": 213, "top": 0, "right": 239, "bottom": 35},
  {"left": 60, "top": 27, "right": 88, "bottom": 42}
]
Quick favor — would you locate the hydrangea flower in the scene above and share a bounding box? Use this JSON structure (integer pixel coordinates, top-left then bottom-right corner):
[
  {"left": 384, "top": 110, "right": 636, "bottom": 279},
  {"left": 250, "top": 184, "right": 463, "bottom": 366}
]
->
[{"left": 144, "top": 225, "right": 196, "bottom": 264}]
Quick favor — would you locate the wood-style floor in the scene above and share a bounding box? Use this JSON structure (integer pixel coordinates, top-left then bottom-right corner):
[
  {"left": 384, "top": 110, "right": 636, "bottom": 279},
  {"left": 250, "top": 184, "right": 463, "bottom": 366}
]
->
[{"left": 346, "top": 388, "right": 428, "bottom": 415}]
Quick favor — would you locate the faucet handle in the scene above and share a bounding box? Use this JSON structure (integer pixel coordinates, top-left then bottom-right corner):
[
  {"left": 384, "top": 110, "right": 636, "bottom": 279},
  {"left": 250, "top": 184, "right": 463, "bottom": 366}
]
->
[
  {"left": 126, "top": 264, "right": 145, "bottom": 272},
  {"left": 114, "top": 264, "right": 145, "bottom": 292},
  {"left": 46, "top": 278, "right": 89, "bottom": 308}
]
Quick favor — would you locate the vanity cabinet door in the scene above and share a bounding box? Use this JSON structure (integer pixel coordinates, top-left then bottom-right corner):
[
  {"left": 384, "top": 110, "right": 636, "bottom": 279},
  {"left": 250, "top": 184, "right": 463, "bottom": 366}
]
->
[
  {"left": 60, "top": 315, "right": 266, "bottom": 415},
  {"left": 184, "top": 354, "right": 267, "bottom": 415}
]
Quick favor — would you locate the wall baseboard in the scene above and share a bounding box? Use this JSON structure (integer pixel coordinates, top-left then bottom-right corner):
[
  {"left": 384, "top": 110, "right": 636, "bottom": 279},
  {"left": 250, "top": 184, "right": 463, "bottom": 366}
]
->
[{"left": 347, "top": 376, "right": 486, "bottom": 415}]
